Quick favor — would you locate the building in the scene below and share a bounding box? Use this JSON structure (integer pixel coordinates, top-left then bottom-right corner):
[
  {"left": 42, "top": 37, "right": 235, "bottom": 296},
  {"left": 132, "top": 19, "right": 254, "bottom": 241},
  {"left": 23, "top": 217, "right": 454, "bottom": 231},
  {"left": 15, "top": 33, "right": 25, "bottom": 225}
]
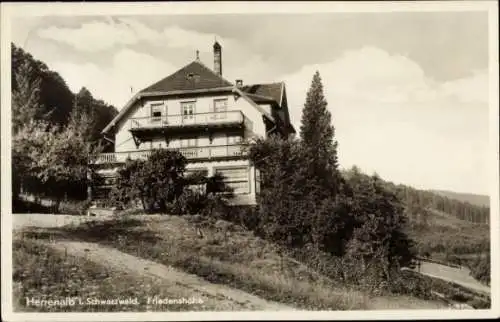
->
[{"left": 89, "top": 41, "right": 295, "bottom": 205}]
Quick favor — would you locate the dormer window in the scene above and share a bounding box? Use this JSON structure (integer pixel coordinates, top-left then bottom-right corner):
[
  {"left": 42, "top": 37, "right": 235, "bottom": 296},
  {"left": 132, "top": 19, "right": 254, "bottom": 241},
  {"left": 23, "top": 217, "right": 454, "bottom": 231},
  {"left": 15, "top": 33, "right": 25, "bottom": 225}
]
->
[{"left": 186, "top": 73, "right": 200, "bottom": 85}]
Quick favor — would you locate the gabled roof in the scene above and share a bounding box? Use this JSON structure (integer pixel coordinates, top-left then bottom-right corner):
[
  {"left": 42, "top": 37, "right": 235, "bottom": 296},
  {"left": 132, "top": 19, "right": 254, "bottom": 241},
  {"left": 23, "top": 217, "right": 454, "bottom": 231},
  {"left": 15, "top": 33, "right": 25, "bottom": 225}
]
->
[
  {"left": 101, "top": 60, "right": 234, "bottom": 134},
  {"left": 101, "top": 62, "right": 294, "bottom": 136},
  {"left": 241, "top": 83, "right": 283, "bottom": 106},
  {"left": 244, "top": 92, "right": 277, "bottom": 104},
  {"left": 241, "top": 82, "right": 296, "bottom": 135},
  {"left": 140, "top": 60, "right": 233, "bottom": 93}
]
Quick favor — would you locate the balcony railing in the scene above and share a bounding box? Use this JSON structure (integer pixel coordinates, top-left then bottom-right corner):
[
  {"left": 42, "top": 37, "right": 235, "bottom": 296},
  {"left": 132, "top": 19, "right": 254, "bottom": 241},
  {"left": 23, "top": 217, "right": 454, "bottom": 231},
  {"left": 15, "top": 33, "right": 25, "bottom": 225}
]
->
[
  {"left": 90, "top": 144, "right": 247, "bottom": 165},
  {"left": 129, "top": 111, "right": 244, "bottom": 130}
]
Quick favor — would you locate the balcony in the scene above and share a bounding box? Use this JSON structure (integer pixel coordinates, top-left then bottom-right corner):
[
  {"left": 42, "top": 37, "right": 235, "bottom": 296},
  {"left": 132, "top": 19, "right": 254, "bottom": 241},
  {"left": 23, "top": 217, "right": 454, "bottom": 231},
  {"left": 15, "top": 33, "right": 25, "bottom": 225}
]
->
[
  {"left": 129, "top": 111, "right": 245, "bottom": 136},
  {"left": 90, "top": 144, "right": 247, "bottom": 165}
]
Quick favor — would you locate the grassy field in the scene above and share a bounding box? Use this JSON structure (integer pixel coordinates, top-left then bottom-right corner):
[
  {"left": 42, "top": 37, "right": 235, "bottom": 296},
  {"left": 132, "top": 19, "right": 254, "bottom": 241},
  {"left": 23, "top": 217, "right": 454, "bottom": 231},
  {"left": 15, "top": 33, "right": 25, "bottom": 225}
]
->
[
  {"left": 16, "top": 213, "right": 451, "bottom": 310},
  {"left": 12, "top": 235, "right": 216, "bottom": 312}
]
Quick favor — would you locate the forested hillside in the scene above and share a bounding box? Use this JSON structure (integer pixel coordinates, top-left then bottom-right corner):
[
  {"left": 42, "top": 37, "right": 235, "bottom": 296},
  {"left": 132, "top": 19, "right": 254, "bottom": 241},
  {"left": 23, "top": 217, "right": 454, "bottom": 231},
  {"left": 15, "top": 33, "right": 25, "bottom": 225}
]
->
[
  {"left": 364, "top": 172, "right": 491, "bottom": 285},
  {"left": 11, "top": 43, "right": 119, "bottom": 211},
  {"left": 390, "top": 182, "right": 489, "bottom": 225},
  {"left": 430, "top": 190, "right": 489, "bottom": 208},
  {"left": 11, "top": 43, "right": 118, "bottom": 143}
]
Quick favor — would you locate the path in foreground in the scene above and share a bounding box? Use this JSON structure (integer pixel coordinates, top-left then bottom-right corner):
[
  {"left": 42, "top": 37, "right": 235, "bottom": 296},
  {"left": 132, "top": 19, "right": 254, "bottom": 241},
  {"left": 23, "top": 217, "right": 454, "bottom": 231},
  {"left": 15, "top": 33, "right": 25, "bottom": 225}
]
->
[
  {"left": 13, "top": 214, "right": 448, "bottom": 310},
  {"left": 46, "top": 240, "right": 295, "bottom": 311}
]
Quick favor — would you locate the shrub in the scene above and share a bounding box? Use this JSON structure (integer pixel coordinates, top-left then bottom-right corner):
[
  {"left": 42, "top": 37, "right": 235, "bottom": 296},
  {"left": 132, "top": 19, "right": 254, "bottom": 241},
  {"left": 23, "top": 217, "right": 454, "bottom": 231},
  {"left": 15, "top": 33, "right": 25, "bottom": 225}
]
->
[
  {"left": 469, "top": 255, "right": 490, "bottom": 285},
  {"left": 56, "top": 200, "right": 91, "bottom": 216},
  {"left": 110, "top": 150, "right": 234, "bottom": 216},
  {"left": 388, "top": 270, "right": 432, "bottom": 299}
]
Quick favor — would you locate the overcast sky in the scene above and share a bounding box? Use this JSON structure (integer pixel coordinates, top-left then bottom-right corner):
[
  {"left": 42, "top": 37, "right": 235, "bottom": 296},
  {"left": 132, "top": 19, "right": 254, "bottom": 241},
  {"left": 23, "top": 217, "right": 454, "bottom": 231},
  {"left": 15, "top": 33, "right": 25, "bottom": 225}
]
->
[{"left": 11, "top": 10, "right": 491, "bottom": 195}]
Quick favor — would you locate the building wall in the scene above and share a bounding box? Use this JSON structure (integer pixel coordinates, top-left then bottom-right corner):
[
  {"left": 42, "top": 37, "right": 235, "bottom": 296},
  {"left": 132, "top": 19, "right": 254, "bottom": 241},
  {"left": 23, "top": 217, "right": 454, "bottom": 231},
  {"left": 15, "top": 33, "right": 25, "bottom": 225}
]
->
[
  {"left": 98, "top": 90, "right": 269, "bottom": 206},
  {"left": 94, "top": 158, "right": 257, "bottom": 205},
  {"left": 113, "top": 91, "right": 267, "bottom": 153}
]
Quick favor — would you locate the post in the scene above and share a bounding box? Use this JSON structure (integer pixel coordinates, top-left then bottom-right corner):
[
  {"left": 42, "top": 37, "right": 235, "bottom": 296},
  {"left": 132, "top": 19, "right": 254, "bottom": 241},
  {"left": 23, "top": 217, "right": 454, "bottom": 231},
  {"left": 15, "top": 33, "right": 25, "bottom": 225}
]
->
[{"left": 86, "top": 168, "right": 92, "bottom": 203}]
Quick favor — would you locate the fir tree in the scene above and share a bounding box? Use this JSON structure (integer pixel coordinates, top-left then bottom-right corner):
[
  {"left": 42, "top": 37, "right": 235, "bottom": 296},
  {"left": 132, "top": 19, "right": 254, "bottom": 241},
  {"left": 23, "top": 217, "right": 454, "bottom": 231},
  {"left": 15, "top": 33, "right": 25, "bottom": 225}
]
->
[{"left": 299, "top": 71, "right": 339, "bottom": 195}]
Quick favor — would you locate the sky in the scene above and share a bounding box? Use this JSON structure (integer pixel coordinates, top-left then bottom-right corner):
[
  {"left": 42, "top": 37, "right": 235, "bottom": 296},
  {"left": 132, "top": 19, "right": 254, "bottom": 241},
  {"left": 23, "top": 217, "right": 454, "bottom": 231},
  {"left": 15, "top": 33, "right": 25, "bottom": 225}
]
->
[{"left": 10, "top": 11, "right": 492, "bottom": 195}]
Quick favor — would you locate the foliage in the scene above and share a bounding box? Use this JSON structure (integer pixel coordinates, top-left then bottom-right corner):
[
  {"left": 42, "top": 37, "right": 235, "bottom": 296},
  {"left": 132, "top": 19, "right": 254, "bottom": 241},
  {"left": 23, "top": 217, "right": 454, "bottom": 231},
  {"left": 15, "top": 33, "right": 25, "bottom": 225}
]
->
[
  {"left": 11, "top": 43, "right": 118, "bottom": 133},
  {"left": 11, "top": 60, "right": 50, "bottom": 133},
  {"left": 249, "top": 136, "right": 313, "bottom": 248},
  {"left": 468, "top": 255, "right": 490, "bottom": 285},
  {"left": 11, "top": 44, "right": 118, "bottom": 213},
  {"left": 299, "top": 71, "right": 339, "bottom": 197},
  {"left": 110, "top": 150, "right": 233, "bottom": 214},
  {"left": 58, "top": 200, "right": 93, "bottom": 216},
  {"left": 342, "top": 168, "right": 416, "bottom": 272},
  {"left": 110, "top": 149, "right": 187, "bottom": 213},
  {"left": 12, "top": 107, "right": 102, "bottom": 208},
  {"left": 246, "top": 72, "right": 416, "bottom": 291},
  {"left": 248, "top": 137, "right": 415, "bottom": 290},
  {"left": 386, "top": 182, "right": 490, "bottom": 225}
]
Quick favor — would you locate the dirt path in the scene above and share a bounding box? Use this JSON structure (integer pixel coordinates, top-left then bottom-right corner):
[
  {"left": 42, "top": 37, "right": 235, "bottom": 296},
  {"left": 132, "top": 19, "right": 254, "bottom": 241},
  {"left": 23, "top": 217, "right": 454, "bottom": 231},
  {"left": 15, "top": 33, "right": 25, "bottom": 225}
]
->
[
  {"left": 12, "top": 214, "right": 110, "bottom": 230},
  {"left": 46, "top": 240, "right": 295, "bottom": 311}
]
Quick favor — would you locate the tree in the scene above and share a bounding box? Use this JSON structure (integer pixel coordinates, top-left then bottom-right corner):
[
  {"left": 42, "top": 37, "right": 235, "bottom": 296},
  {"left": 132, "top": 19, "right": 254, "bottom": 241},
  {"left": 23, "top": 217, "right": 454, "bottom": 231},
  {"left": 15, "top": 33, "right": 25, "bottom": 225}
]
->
[
  {"left": 249, "top": 136, "right": 313, "bottom": 247},
  {"left": 110, "top": 149, "right": 188, "bottom": 213},
  {"left": 11, "top": 43, "right": 119, "bottom": 212},
  {"left": 11, "top": 60, "right": 50, "bottom": 133},
  {"left": 43, "top": 108, "right": 103, "bottom": 203},
  {"left": 299, "top": 71, "right": 339, "bottom": 196},
  {"left": 74, "top": 87, "right": 119, "bottom": 145},
  {"left": 342, "top": 167, "right": 416, "bottom": 285},
  {"left": 12, "top": 120, "right": 56, "bottom": 199}
]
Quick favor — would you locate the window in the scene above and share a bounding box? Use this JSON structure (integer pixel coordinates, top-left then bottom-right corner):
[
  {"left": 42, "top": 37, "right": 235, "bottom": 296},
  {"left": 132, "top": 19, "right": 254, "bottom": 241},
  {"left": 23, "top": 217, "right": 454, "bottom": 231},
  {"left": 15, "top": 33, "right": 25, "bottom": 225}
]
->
[
  {"left": 150, "top": 102, "right": 164, "bottom": 122},
  {"left": 185, "top": 168, "right": 208, "bottom": 177},
  {"left": 181, "top": 102, "right": 196, "bottom": 121},
  {"left": 227, "top": 135, "right": 242, "bottom": 145},
  {"left": 215, "top": 167, "right": 249, "bottom": 194},
  {"left": 213, "top": 98, "right": 228, "bottom": 119},
  {"left": 181, "top": 137, "right": 198, "bottom": 147}
]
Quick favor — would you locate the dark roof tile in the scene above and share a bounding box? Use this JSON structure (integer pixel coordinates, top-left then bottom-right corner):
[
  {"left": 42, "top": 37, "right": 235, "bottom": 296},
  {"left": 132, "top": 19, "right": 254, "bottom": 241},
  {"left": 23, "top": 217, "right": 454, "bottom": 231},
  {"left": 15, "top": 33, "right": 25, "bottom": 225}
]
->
[
  {"left": 140, "top": 60, "right": 233, "bottom": 93},
  {"left": 241, "top": 83, "right": 283, "bottom": 105}
]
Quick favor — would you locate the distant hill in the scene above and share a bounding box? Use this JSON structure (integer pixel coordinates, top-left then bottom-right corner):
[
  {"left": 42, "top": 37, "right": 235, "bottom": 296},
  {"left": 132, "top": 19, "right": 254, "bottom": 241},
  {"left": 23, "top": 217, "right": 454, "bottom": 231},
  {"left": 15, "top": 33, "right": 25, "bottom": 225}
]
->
[{"left": 430, "top": 190, "right": 490, "bottom": 208}]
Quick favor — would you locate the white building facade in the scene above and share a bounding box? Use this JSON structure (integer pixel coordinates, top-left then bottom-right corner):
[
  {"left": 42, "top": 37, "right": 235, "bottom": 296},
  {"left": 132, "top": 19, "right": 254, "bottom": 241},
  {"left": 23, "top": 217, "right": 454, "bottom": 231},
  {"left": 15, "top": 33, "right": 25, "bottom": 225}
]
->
[{"left": 90, "top": 41, "right": 295, "bottom": 205}]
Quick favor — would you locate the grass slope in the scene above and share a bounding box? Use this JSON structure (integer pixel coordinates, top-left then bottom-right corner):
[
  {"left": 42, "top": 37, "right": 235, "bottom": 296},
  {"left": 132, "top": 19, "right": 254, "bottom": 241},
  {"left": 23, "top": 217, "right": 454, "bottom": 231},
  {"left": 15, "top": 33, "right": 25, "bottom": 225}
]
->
[
  {"left": 12, "top": 236, "right": 213, "bottom": 312},
  {"left": 19, "top": 214, "right": 447, "bottom": 310}
]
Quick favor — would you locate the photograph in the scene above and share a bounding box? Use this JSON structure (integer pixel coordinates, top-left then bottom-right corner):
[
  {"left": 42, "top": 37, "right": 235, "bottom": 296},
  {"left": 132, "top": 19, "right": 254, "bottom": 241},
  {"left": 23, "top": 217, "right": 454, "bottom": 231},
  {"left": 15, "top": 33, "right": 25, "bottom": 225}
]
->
[{"left": 1, "top": 1, "right": 498, "bottom": 321}]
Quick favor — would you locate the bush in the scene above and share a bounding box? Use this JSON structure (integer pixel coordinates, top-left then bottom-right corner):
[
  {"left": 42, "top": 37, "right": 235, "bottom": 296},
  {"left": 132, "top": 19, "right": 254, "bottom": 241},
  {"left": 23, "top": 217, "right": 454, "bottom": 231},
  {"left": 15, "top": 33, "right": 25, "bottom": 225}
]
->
[
  {"left": 55, "top": 200, "right": 91, "bottom": 216},
  {"left": 110, "top": 150, "right": 233, "bottom": 215},
  {"left": 114, "top": 208, "right": 145, "bottom": 217},
  {"left": 109, "top": 149, "right": 187, "bottom": 213},
  {"left": 469, "top": 255, "right": 490, "bottom": 285},
  {"left": 388, "top": 270, "right": 432, "bottom": 299}
]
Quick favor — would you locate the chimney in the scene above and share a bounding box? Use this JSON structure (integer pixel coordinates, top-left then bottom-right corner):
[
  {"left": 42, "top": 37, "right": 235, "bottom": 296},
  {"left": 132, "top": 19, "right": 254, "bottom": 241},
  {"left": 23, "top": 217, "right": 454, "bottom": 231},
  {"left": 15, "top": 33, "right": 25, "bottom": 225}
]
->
[
  {"left": 236, "top": 79, "right": 243, "bottom": 87},
  {"left": 213, "top": 40, "right": 222, "bottom": 76}
]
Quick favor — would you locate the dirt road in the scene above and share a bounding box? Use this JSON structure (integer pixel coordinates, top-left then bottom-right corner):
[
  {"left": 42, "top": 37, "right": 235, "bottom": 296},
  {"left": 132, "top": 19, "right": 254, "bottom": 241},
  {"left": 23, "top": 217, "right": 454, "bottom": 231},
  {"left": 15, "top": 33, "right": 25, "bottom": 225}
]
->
[
  {"left": 12, "top": 214, "right": 109, "bottom": 230},
  {"left": 418, "top": 261, "right": 490, "bottom": 295},
  {"left": 46, "top": 240, "right": 295, "bottom": 311}
]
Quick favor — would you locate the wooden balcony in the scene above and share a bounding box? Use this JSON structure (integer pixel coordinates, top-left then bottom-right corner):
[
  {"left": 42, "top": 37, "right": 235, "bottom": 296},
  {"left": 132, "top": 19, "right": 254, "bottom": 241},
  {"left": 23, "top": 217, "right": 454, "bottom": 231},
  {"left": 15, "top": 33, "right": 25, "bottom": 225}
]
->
[
  {"left": 129, "top": 111, "right": 245, "bottom": 137},
  {"left": 90, "top": 144, "right": 247, "bottom": 165}
]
